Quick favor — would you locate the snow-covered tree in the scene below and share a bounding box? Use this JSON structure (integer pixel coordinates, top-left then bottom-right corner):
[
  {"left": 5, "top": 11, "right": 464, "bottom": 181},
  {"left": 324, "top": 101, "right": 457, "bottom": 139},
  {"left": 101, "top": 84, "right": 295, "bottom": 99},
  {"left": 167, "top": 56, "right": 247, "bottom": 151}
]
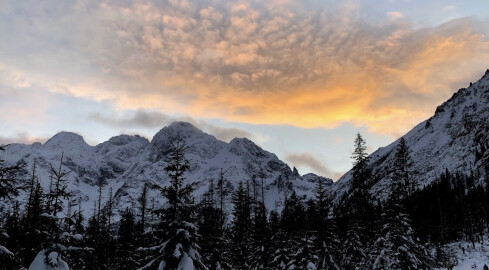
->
[
  {"left": 0, "top": 144, "right": 26, "bottom": 269},
  {"left": 391, "top": 138, "right": 414, "bottom": 197},
  {"left": 140, "top": 134, "right": 206, "bottom": 270},
  {"left": 28, "top": 153, "right": 72, "bottom": 270},
  {"left": 373, "top": 141, "right": 430, "bottom": 270},
  {"left": 0, "top": 144, "right": 25, "bottom": 199},
  {"left": 351, "top": 133, "right": 370, "bottom": 187},
  {"left": 372, "top": 199, "right": 430, "bottom": 270},
  {"left": 341, "top": 220, "right": 368, "bottom": 270},
  {"left": 230, "top": 181, "right": 252, "bottom": 270},
  {"left": 114, "top": 207, "right": 138, "bottom": 270}
]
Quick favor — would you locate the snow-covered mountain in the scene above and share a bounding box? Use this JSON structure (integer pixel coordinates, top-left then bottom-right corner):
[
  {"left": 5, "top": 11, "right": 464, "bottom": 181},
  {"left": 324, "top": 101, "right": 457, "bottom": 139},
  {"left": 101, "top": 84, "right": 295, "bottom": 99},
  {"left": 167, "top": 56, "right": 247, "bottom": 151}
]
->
[
  {"left": 3, "top": 70, "right": 489, "bottom": 218},
  {"left": 331, "top": 69, "right": 489, "bottom": 203},
  {"left": 1, "top": 122, "right": 332, "bottom": 217}
]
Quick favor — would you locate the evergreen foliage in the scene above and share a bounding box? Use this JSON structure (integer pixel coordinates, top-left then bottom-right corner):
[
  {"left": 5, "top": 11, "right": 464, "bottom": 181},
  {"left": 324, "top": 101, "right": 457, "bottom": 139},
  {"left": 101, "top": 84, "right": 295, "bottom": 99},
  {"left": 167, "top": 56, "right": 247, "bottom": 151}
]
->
[
  {"left": 3, "top": 132, "right": 489, "bottom": 270},
  {"left": 140, "top": 134, "right": 206, "bottom": 270}
]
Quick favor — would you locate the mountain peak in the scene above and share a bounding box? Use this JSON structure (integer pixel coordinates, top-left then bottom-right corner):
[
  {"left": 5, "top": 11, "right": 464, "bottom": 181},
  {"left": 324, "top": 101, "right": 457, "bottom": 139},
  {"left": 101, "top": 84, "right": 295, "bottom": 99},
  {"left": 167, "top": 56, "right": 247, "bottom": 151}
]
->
[
  {"left": 44, "top": 131, "right": 88, "bottom": 148},
  {"left": 482, "top": 69, "right": 489, "bottom": 80},
  {"left": 152, "top": 121, "right": 203, "bottom": 142},
  {"left": 332, "top": 68, "right": 489, "bottom": 203}
]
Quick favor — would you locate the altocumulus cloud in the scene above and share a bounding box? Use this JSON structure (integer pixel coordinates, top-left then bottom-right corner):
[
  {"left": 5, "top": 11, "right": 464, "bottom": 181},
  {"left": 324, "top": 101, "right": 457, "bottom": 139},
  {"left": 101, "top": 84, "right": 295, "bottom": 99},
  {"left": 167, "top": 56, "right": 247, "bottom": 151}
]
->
[{"left": 1, "top": 1, "right": 489, "bottom": 137}]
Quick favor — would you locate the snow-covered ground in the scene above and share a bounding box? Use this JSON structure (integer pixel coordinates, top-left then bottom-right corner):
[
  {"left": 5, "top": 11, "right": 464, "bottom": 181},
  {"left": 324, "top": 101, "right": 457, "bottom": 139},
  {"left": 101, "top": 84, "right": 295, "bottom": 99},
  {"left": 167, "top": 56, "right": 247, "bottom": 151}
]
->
[{"left": 435, "top": 241, "right": 489, "bottom": 270}]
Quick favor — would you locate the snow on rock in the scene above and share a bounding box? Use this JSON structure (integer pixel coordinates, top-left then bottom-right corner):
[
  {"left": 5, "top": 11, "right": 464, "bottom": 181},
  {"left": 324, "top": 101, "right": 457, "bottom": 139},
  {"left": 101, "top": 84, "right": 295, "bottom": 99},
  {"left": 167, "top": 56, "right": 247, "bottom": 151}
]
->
[
  {"left": 28, "top": 250, "right": 69, "bottom": 270},
  {"left": 331, "top": 70, "right": 489, "bottom": 203},
  {"left": 1, "top": 121, "right": 332, "bottom": 220}
]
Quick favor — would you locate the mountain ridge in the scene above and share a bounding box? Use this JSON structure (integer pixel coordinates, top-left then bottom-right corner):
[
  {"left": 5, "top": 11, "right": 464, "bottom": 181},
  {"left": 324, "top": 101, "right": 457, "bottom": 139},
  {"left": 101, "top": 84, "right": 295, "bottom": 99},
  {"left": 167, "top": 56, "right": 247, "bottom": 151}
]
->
[
  {"left": 1, "top": 121, "right": 332, "bottom": 218},
  {"left": 331, "top": 69, "right": 489, "bottom": 203}
]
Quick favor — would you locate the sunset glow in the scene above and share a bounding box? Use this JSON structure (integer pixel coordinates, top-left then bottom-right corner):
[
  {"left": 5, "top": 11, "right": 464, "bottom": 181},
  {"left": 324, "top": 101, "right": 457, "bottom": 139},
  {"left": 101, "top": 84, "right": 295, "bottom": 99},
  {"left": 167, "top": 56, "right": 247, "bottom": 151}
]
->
[{"left": 1, "top": 0, "right": 489, "bottom": 178}]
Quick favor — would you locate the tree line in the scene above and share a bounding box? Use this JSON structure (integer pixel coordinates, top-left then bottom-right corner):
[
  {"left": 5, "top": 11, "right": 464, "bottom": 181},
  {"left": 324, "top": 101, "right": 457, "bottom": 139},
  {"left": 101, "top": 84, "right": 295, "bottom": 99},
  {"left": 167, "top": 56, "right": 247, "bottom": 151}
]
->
[{"left": 1, "top": 133, "right": 489, "bottom": 269}]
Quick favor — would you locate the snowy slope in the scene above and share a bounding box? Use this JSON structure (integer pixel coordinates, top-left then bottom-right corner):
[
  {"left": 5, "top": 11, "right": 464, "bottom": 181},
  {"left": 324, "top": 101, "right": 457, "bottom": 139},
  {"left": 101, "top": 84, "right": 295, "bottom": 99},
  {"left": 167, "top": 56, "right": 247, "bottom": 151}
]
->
[
  {"left": 1, "top": 122, "right": 332, "bottom": 218},
  {"left": 331, "top": 69, "right": 489, "bottom": 203}
]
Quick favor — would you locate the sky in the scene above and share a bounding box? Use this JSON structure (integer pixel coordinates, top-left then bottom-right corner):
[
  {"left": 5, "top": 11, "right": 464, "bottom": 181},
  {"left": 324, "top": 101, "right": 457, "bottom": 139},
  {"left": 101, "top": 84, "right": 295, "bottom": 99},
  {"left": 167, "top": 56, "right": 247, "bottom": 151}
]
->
[{"left": 1, "top": 0, "right": 489, "bottom": 180}]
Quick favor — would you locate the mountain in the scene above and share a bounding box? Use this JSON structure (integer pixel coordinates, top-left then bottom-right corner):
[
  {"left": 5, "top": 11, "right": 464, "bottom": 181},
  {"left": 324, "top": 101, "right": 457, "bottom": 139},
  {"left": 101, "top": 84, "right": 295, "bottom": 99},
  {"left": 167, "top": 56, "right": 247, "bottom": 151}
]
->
[
  {"left": 0, "top": 122, "right": 332, "bottom": 218},
  {"left": 331, "top": 69, "right": 489, "bottom": 203},
  {"left": 3, "top": 70, "right": 488, "bottom": 219}
]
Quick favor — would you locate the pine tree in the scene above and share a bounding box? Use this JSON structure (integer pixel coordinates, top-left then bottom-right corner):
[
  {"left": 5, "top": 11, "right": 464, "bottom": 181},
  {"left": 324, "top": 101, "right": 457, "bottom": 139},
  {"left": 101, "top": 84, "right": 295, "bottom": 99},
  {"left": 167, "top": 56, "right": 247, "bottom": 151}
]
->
[
  {"left": 249, "top": 172, "right": 270, "bottom": 270},
  {"left": 281, "top": 191, "right": 304, "bottom": 233},
  {"left": 84, "top": 186, "right": 114, "bottom": 270},
  {"left": 351, "top": 133, "right": 370, "bottom": 187},
  {"left": 286, "top": 236, "right": 317, "bottom": 270},
  {"left": 341, "top": 220, "right": 368, "bottom": 270},
  {"left": 114, "top": 207, "right": 138, "bottom": 270},
  {"left": 65, "top": 198, "right": 88, "bottom": 270},
  {"left": 20, "top": 179, "right": 45, "bottom": 265},
  {"left": 0, "top": 144, "right": 25, "bottom": 199},
  {"left": 373, "top": 142, "right": 429, "bottom": 270},
  {"left": 372, "top": 199, "right": 430, "bottom": 270},
  {"left": 140, "top": 134, "right": 206, "bottom": 270},
  {"left": 1, "top": 202, "right": 23, "bottom": 270},
  {"left": 28, "top": 153, "right": 72, "bottom": 270},
  {"left": 312, "top": 179, "right": 340, "bottom": 270},
  {"left": 137, "top": 183, "right": 149, "bottom": 235},
  {"left": 231, "top": 181, "right": 252, "bottom": 270},
  {"left": 392, "top": 138, "right": 413, "bottom": 197},
  {"left": 0, "top": 144, "right": 26, "bottom": 270},
  {"left": 198, "top": 178, "right": 232, "bottom": 270}
]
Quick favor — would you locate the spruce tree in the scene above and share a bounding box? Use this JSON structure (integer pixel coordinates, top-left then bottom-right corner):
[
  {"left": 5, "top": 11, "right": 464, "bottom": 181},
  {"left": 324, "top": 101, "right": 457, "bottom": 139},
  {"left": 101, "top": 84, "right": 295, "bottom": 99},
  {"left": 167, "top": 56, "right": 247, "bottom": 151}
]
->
[
  {"left": 312, "top": 179, "right": 340, "bottom": 270},
  {"left": 140, "top": 134, "right": 206, "bottom": 270},
  {"left": 392, "top": 138, "right": 413, "bottom": 197},
  {"left": 0, "top": 144, "right": 26, "bottom": 269},
  {"left": 0, "top": 144, "right": 25, "bottom": 199},
  {"left": 28, "top": 153, "right": 72, "bottom": 270},
  {"left": 1, "top": 202, "right": 23, "bottom": 270},
  {"left": 231, "top": 181, "right": 252, "bottom": 270},
  {"left": 351, "top": 133, "right": 370, "bottom": 187},
  {"left": 341, "top": 220, "right": 368, "bottom": 270},
  {"left": 114, "top": 207, "right": 138, "bottom": 270},
  {"left": 373, "top": 141, "right": 429, "bottom": 269},
  {"left": 372, "top": 199, "right": 430, "bottom": 270}
]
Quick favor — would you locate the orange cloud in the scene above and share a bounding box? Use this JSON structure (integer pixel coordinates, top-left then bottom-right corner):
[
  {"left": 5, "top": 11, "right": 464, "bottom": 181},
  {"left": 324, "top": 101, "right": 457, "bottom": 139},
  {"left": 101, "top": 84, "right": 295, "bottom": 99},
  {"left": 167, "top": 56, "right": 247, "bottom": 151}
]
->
[{"left": 2, "top": 1, "right": 489, "bottom": 139}]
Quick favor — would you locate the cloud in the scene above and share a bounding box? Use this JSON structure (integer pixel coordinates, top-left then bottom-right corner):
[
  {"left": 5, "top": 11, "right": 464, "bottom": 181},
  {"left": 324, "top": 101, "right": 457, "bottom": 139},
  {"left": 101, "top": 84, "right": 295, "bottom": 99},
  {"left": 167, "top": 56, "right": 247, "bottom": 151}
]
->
[
  {"left": 179, "top": 118, "right": 253, "bottom": 142},
  {"left": 89, "top": 110, "right": 171, "bottom": 129},
  {"left": 443, "top": 5, "right": 456, "bottom": 12},
  {"left": 285, "top": 153, "right": 343, "bottom": 179},
  {"left": 2, "top": 1, "right": 489, "bottom": 138},
  {"left": 0, "top": 132, "right": 48, "bottom": 145},
  {"left": 89, "top": 110, "right": 253, "bottom": 142},
  {"left": 387, "top": 11, "right": 404, "bottom": 19}
]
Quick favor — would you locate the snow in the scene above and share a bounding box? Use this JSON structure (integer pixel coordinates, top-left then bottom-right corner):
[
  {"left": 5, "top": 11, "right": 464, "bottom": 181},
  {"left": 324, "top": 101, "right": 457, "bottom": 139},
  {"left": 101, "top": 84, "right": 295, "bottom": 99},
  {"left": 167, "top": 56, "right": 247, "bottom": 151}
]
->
[
  {"left": 1, "top": 121, "right": 331, "bottom": 220},
  {"left": 434, "top": 240, "right": 489, "bottom": 270},
  {"left": 331, "top": 71, "right": 489, "bottom": 202},
  {"left": 174, "top": 243, "right": 183, "bottom": 258},
  {"left": 158, "top": 260, "right": 167, "bottom": 270},
  {"left": 307, "top": 262, "right": 317, "bottom": 269},
  {"left": 47, "top": 252, "right": 59, "bottom": 265},
  {"left": 0, "top": 245, "right": 14, "bottom": 256},
  {"left": 28, "top": 250, "right": 69, "bottom": 270},
  {"left": 178, "top": 253, "right": 195, "bottom": 270},
  {"left": 72, "top": 234, "right": 83, "bottom": 241}
]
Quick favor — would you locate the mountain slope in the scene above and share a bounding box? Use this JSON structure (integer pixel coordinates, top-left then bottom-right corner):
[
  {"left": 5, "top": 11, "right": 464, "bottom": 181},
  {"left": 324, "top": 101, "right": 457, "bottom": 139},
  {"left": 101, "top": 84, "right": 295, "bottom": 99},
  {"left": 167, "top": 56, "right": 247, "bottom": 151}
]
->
[
  {"left": 1, "top": 122, "right": 332, "bottom": 218},
  {"left": 331, "top": 69, "right": 489, "bottom": 203}
]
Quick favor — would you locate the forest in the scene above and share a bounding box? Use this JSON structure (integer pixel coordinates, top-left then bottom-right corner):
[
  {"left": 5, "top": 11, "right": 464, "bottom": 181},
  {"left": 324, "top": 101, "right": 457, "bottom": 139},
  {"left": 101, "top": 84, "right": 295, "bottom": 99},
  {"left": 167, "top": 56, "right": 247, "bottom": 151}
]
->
[{"left": 1, "top": 133, "right": 489, "bottom": 270}]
